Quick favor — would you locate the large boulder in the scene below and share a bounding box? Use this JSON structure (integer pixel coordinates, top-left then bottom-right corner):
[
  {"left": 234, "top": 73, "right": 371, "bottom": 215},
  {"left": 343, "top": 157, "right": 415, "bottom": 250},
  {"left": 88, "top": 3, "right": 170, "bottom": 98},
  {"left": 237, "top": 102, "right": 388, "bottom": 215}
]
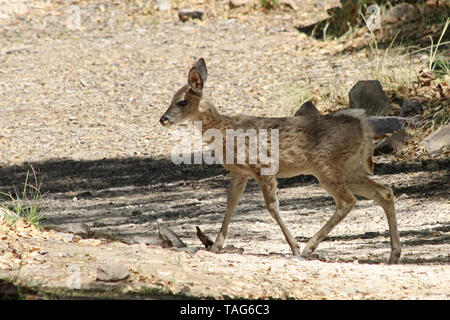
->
[{"left": 349, "top": 80, "right": 392, "bottom": 116}]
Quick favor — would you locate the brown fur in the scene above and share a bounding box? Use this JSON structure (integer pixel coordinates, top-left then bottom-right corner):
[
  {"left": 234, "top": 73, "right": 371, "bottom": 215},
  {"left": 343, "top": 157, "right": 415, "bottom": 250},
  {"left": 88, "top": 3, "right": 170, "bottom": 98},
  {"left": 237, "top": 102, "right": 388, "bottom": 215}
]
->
[{"left": 160, "top": 58, "right": 401, "bottom": 263}]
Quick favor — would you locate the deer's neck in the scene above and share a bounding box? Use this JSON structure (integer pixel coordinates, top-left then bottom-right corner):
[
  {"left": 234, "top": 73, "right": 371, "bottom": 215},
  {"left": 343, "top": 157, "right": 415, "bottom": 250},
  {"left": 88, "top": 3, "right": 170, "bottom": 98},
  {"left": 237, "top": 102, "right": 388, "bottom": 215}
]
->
[{"left": 193, "top": 101, "right": 234, "bottom": 135}]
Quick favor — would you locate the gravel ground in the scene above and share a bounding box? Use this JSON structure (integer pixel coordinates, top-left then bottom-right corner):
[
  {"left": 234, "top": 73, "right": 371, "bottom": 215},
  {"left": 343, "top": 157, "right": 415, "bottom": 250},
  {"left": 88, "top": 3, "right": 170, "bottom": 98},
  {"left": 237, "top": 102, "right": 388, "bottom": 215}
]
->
[{"left": 0, "top": 0, "right": 449, "bottom": 299}]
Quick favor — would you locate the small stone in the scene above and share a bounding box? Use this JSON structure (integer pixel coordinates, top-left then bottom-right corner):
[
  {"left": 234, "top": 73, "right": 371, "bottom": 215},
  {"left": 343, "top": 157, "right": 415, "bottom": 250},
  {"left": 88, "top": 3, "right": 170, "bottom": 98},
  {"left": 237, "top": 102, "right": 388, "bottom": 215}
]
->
[
  {"left": 175, "top": 246, "right": 199, "bottom": 253},
  {"left": 180, "top": 285, "right": 192, "bottom": 296},
  {"left": 79, "top": 239, "right": 102, "bottom": 246},
  {"left": 155, "top": 0, "right": 170, "bottom": 11},
  {"left": 128, "top": 236, "right": 164, "bottom": 246},
  {"left": 314, "top": 1, "right": 325, "bottom": 8},
  {"left": 220, "top": 245, "right": 244, "bottom": 254},
  {"left": 44, "top": 223, "right": 91, "bottom": 237},
  {"left": 93, "top": 221, "right": 106, "bottom": 228},
  {"left": 178, "top": 9, "right": 204, "bottom": 22},
  {"left": 397, "top": 194, "right": 409, "bottom": 200},
  {"left": 229, "top": 0, "right": 249, "bottom": 8},
  {"left": 131, "top": 210, "right": 142, "bottom": 216},
  {"left": 55, "top": 232, "right": 74, "bottom": 242},
  {"left": 279, "top": 0, "right": 298, "bottom": 10},
  {"left": 96, "top": 264, "right": 129, "bottom": 282},
  {"left": 400, "top": 100, "right": 423, "bottom": 117}
]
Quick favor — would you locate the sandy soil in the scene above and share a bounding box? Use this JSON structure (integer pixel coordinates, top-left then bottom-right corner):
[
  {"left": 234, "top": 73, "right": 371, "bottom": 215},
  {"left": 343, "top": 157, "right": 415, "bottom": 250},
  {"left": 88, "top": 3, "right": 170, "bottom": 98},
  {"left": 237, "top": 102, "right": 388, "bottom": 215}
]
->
[{"left": 0, "top": 0, "right": 449, "bottom": 299}]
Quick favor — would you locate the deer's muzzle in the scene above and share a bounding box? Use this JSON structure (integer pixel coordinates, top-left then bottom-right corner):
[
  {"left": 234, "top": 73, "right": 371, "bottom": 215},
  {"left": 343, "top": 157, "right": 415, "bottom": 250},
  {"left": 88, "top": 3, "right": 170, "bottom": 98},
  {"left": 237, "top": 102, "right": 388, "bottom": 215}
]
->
[{"left": 159, "top": 115, "right": 170, "bottom": 126}]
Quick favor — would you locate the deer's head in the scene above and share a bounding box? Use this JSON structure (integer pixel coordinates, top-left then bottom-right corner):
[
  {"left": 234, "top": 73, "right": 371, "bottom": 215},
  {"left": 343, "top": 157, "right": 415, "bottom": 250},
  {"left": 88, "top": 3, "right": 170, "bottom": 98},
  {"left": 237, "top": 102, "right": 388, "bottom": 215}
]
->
[{"left": 159, "top": 58, "right": 208, "bottom": 127}]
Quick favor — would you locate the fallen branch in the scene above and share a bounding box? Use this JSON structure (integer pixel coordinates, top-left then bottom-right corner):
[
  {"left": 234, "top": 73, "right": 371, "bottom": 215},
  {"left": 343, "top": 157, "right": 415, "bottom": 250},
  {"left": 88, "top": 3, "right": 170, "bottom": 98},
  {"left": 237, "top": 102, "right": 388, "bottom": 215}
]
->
[{"left": 196, "top": 226, "right": 214, "bottom": 249}]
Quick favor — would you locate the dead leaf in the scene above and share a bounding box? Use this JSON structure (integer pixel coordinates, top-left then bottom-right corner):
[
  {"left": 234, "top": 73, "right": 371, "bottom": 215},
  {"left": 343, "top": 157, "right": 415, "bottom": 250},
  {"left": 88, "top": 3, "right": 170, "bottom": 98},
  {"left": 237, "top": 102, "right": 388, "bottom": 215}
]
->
[{"left": 418, "top": 70, "right": 437, "bottom": 86}]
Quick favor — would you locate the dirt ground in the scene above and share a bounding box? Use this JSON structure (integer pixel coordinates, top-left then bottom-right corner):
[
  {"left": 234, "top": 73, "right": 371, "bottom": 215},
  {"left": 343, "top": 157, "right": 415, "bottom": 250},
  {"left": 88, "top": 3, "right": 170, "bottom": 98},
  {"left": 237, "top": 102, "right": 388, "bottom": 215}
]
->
[{"left": 0, "top": 0, "right": 449, "bottom": 299}]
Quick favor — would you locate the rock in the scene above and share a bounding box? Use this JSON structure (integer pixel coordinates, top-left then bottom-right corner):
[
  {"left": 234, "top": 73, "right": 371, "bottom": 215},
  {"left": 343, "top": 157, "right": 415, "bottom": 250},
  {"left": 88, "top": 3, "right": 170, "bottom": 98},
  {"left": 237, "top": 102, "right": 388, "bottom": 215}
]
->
[
  {"left": 175, "top": 246, "right": 199, "bottom": 253},
  {"left": 79, "top": 238, "right": 102, "bottom": 246},
  {"left": 332, "top": 108, "right": 366, "bottom": 119},
  {"left": 419, "top": 123, "right": 450, "bottom": 154},
  {"left": 178, "top": 9, "right": 204, "bottom": 22},
  {"left": 128, "top": 235, "right": 164, "bottom": 246},
  {"left": 93, "top": 221, "right": 106, "bottom": 228},
  {"left": 314, "top": 1, "right": 325, "bottom": 8},
  {"left": 374, "top": 129, "right": 408, "bottom": 155},
  {"left": 55, "top": 232, "right": 74, "bottom": 242},
  {"left": 279, "top": 0, "right": 298, "bottom": 10},
  {"left": 220, "top": 245, "right": 244, "bottom": 254},
  {"left": 76, "top": 191, "right": 92, "bottom": 198},
  {"left": 400, "top": 100, "right": 423, "bottom": 117},
  {"left": 268, "top": 27, "right": 288, "bottom": 34},
  {"left": 66, "top": 223, "right": 91, "bottom": 236},
  {"left": 155, "top": 0, "right": 170, "bottom": 11},
  {"left": 158, "top": 224, "right": 186, "bottom": 248},
  {"left": 229, "top": 0, "right": 249, "bottom": 8},
  {"left": 294, "top": 101, "right": 321, "bottom": 116},
  {"left": 180, "top": 285, "right": 192, "bottom": 296},
  {"left": 397, "top": 193, "right": 409, "bottom": 200},
  {"left": 349, "top": 80, "right": 392, "bottom": 116},
  {"left": 386, "top": 3, "right": 416, "bottom": 20},
  {"left": 96, "top": 264, "right": 129, "bottom": 282},
  {"left": 131, "top": 210, "right": 142, "bottom": 216},
  {"left": 0, "top": 207, "right": 18, "bottom": 219},
  {"left": 43, "top": 223, "right": 91, "bottom": 237},
  {"left": 366, "top": 116, "right": 410, "bottom": 138}
]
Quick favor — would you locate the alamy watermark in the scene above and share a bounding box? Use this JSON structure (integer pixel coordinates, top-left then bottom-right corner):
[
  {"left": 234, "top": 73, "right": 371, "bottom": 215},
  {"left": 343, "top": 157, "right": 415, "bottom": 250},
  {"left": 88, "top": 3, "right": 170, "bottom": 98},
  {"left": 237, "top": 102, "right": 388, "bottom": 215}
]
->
[
  {"left": 170, "top": 121, "right": 279, "bottom": 175},
  {"left": 66, "top": 5, "right": 81, "bottom": 30},
  {"left": 365, "top": 5, "right": 382, "bottom": 31}
]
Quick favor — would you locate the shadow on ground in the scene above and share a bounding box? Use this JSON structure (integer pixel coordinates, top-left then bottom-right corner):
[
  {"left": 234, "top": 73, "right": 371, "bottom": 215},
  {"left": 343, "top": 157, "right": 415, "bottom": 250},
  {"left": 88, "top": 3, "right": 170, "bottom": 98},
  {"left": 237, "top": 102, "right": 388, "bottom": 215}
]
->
[
  {"left": 0, "top": 156, "right": 448, "bottom": 265},
  {"left": 1, "top": 156, "right": 448, "bottom": 195}
]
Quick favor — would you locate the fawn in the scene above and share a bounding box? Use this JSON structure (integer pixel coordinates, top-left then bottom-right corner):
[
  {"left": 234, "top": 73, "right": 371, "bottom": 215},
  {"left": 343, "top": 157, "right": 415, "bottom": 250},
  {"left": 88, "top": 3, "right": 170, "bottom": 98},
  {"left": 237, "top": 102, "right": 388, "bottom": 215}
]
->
[{"left": 159, "top": 58, "right": 401, "bottom": 264}]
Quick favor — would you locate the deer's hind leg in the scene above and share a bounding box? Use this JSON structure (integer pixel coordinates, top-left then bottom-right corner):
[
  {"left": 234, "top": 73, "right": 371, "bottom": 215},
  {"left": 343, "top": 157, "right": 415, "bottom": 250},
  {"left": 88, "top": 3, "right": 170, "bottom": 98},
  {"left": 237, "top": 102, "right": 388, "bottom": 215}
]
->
[
  {"left": 257, "top": 175, "right": 301, "bottom": 256},
  {"left": 301, "top": 172, "right": 357, "bottom": 259},
  {"left": 347, "top": 176, "right": 401, "bottom": 264}
]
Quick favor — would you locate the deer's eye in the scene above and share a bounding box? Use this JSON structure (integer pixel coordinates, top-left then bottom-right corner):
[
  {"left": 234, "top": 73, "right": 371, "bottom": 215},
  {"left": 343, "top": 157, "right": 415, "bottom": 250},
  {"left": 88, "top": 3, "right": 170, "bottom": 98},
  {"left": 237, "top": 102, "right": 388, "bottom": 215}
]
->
[{"left": 177, "top": 100, "right": 188, "bottom": 107}]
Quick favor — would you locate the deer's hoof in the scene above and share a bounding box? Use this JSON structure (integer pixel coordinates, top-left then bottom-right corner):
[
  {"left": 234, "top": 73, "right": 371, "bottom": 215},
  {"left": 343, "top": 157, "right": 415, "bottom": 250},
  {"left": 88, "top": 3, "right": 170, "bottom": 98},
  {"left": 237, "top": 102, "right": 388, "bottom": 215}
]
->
[
  {"left": 388, "top": 249, "right": 401, "bottom": 264},
  {"left": 209, "top": 244, "right": 221, "bottom": 253},
  {"left": 300, "top": 248, "right": 313, "bottom": 259}
]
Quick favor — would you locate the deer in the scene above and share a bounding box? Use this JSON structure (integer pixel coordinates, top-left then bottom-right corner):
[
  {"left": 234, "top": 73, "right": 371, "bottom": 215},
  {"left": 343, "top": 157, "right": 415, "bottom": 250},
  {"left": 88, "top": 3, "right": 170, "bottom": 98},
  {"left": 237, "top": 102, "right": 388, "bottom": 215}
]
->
[{"left": 159, "top": 58, "right": 401, "bottom": 264}]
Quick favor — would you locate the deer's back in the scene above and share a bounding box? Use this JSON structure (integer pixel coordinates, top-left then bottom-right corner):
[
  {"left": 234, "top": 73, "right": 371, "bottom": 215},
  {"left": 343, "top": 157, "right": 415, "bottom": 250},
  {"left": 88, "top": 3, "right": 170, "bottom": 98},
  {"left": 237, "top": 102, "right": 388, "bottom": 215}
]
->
[{"left": 228, "top": 114, "right": 367, "bottom": 178}]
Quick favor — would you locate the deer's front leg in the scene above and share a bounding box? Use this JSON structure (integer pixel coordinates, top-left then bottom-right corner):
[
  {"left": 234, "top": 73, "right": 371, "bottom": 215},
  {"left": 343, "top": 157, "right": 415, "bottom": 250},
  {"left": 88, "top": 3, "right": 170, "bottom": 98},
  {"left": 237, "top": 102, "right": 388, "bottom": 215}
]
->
[
  {"left": 257, "top": 175, "right": 301, "bottom": 256},
  {"left": 210, "top": 172, "right": 248, "bottom": 253}
]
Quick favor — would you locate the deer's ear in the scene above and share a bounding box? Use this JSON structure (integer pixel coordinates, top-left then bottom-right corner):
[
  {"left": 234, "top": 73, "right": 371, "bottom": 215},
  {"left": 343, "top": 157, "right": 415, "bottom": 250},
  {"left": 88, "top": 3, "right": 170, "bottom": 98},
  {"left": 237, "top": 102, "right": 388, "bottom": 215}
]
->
[{"left": 188, "top": 58, "right": 207, "bottom": 94}]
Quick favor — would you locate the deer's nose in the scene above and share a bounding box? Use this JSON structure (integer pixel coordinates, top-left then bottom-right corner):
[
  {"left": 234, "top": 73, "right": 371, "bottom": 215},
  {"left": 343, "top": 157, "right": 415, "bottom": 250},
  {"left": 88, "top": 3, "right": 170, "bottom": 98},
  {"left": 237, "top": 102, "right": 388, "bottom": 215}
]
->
[{"left": 159, "top": 115, "right": 169, "bottom": 125}]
